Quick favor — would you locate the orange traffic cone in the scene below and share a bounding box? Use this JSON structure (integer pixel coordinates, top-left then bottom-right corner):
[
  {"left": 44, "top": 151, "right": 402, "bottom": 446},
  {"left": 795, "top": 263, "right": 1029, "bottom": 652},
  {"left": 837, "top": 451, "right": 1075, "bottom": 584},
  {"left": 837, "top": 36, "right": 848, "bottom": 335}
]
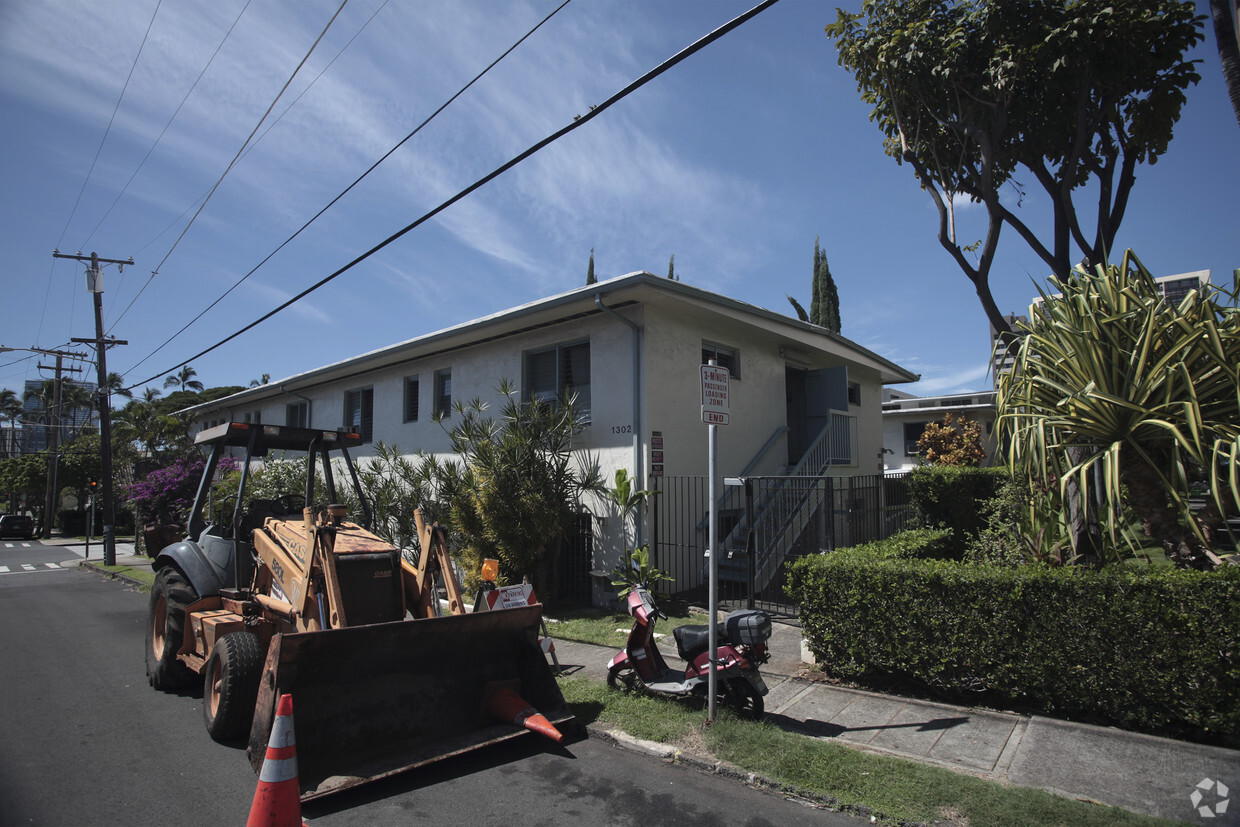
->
[
  {"left": 246, "top": 693, "right": 305, "bottom": 827},
  {"left": 488, "top": 688, "right": 563, "bottom": 743}
]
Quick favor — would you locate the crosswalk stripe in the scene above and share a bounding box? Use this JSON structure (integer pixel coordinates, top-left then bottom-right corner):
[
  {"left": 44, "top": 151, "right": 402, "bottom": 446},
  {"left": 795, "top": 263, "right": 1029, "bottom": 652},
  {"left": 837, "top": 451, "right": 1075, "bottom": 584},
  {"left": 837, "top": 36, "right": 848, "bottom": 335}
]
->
[{"left": 0, "top": 563, "right": 71, "bottom": 576}]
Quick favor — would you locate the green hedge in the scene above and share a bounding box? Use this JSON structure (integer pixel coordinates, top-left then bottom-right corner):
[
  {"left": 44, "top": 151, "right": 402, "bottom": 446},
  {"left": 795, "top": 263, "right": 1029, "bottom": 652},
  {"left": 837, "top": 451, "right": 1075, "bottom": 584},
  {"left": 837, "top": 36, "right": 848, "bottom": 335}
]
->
[
  {"left": 786, "top": 544, "right": 1240, "bottom": 746},
  {"left": 907, "top": 466, "right": 1008, "bottom": 557}
]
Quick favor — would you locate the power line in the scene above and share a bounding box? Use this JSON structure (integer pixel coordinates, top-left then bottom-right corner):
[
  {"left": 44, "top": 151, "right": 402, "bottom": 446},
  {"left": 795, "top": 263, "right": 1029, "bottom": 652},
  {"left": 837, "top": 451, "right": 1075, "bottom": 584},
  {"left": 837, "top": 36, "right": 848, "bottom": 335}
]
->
[
  {"left": 122, "top": 1, "right": 392, "bottom": 286},
  {"left": 40, "top": 0, "right": 162, "bottom": 357},
  {"left": 126, "top": 0, "right": 783, "bottom": 391},
  {"left": 123, "top": 0, "right": 571, "bottom": 374},
  {"left": 54, "top": 0, "right": 164, "bottom": 251},
  {"left": 112, "top": 0, "right": 349, "bottom": 333},
  {"left": 82, "top": 0, "right": 256, "bottom": 253}
]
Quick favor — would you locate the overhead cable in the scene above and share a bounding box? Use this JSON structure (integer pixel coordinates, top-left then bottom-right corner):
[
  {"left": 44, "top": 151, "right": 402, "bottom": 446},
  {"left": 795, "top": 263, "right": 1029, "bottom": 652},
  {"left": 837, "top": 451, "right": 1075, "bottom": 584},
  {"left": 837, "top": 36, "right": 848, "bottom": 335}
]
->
[
  {"left": 111, "top": 0, "right": 349, "bottom": 333},
  {"left": 123, "top": 0, "right": 570, "bottom": 374},
  {"left": 126, "top": 0, "right": 782, "bottom": 391}
]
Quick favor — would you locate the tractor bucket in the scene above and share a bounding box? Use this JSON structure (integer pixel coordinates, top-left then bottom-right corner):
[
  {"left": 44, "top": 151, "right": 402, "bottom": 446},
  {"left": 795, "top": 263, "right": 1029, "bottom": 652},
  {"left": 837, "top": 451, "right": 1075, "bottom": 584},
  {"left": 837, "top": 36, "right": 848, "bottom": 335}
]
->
[{"left": 245, "top": 603, "right": 571, "bottom": 801}]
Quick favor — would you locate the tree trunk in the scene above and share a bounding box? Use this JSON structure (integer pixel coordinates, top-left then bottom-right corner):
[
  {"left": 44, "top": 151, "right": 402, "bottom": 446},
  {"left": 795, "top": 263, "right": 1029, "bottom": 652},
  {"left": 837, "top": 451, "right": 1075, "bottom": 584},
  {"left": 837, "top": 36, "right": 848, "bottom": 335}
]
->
[
  {"left": 1212, "top": 0, "right": 1240, "bottom": 131},
  {"left": 1064, "top": 446, "right": 1102, "bottom": 566}
]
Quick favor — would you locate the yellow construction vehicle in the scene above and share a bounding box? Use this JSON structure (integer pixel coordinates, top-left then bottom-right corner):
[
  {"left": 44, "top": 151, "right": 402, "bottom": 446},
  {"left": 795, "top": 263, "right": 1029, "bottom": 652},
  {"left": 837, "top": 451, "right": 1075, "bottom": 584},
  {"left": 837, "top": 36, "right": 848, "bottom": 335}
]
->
[{"left": 145, "top": 422, "right": 570, "bottom": 800}]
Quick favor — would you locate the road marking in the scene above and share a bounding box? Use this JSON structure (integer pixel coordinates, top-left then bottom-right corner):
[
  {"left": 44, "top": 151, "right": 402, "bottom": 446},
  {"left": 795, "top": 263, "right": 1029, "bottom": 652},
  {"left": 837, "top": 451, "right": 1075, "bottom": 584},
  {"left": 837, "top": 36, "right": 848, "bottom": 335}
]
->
[{"left": 0, "top": 563, "right": 73, "bottom": 576}]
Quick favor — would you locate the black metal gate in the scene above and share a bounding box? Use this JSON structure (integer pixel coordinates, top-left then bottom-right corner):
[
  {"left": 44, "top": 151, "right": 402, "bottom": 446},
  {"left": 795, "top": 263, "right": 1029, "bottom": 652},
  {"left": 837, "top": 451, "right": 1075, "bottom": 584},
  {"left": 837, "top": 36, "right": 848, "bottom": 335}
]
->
[{"left": 650, "top": 473, "right": 912, "bottom": 615}]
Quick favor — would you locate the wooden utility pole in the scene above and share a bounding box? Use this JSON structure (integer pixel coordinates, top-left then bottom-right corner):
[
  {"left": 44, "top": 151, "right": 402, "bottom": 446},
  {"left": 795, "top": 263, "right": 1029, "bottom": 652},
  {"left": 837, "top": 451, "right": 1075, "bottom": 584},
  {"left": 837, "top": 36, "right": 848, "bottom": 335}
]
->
[
  {"left": 55, "top": 250, "right": 132, "bottom": 565},
  {"left": 35, "top": 351, "right": 82, "bottom": 540}
]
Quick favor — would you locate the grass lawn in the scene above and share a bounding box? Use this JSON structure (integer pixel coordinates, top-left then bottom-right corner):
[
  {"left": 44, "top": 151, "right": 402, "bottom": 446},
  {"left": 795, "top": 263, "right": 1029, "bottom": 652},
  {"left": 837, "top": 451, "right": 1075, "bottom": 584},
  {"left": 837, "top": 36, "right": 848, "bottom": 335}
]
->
[
  {"left": 548, "top": 609, "right": 1175, "bottom": 826},
  {"left": 558, "top": 676, "right": 1174, "bottom": 827}
]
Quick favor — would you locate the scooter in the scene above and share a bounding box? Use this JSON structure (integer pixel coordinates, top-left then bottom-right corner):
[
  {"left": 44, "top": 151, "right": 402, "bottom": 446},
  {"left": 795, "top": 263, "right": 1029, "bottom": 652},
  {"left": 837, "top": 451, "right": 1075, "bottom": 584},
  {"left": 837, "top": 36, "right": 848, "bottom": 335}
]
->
[{"left": 606, "top": 586, "right": 772, "bottom": 720}]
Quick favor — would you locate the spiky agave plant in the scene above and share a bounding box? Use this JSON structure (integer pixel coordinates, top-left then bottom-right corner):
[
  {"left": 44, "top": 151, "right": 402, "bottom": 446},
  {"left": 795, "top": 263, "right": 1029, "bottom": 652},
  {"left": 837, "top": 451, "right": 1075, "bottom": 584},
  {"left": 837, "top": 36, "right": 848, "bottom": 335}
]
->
[{"left": 996, "top": 251, "right": 1240, "bottom": 568}]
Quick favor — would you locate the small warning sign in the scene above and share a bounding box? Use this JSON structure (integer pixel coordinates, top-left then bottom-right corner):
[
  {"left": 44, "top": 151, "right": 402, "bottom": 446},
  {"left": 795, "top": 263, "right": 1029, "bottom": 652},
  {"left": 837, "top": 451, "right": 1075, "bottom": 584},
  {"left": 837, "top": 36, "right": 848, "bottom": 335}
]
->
[{"left": 701, "top": 365, "right": 730, "bottom": 426}]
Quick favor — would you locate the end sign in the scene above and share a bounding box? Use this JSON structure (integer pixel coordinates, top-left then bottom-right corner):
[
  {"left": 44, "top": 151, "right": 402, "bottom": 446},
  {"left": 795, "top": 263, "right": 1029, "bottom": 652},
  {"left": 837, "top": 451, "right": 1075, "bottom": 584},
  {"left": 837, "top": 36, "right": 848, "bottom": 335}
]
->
[{"left": 701, "top": 365, "right": 730, "bottom": 425}]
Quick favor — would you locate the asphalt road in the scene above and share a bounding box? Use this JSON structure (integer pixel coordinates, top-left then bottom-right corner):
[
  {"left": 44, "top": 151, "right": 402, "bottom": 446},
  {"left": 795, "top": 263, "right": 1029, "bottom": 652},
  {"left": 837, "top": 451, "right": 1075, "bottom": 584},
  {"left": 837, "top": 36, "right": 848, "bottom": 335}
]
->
[{"left": 0, "top": 543, "right": 860, "bottom": 826}]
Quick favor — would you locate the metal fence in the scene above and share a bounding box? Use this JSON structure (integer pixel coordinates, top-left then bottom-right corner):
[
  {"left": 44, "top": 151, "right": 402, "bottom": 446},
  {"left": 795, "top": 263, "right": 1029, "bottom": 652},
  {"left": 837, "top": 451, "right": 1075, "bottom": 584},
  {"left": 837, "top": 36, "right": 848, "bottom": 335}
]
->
[{"left": 650, "top": 472, "right": 914, "bottom": 615}]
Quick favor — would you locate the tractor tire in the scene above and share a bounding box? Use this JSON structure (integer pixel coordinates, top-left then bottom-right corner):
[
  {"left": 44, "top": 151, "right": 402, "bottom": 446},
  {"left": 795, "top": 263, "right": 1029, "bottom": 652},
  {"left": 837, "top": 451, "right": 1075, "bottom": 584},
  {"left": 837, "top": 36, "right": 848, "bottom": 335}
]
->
[
  {"left": 146, "top": 566, "right": 198, "bottom": 690},
  {"left": 203, "top": 631, "right": 264, "bottom": 743}
]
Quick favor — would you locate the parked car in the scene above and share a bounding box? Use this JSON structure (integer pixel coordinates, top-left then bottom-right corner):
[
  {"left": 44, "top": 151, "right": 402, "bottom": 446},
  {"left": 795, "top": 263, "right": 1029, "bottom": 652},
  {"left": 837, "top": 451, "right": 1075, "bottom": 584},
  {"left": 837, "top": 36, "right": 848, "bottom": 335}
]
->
[{"left": 0, "top": 514, "right": 35, "bottom": 540}]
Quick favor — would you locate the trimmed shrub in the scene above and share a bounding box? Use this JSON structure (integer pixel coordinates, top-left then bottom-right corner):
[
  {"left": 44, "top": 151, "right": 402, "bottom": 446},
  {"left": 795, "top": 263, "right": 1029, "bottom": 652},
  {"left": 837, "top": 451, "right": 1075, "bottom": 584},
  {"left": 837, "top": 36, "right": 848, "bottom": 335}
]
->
[
  {"left": 844, "top": 528, "right": 955, "bottom": 560},
  {"left": 787, "top": 548, "right": 1240, "bottom": 745},
  {"left": 907, "top": 466, "right": 1008, "bottom": 557}
]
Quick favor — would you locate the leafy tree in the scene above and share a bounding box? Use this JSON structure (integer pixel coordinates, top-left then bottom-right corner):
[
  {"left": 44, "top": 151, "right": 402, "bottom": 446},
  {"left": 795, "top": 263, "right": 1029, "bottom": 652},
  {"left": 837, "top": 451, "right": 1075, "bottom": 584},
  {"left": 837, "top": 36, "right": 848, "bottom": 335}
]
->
[
  {"left": 431, "top": 381, "right": 603, "bottom": 599},
  {"left": 811, "top": 237, "right": 842, "bottom": 332},
  {"left": 354, "top": 442, "right": 444, "bottom": 555},
  {"left": 826, "top": 0, "right": 1203, "bottom": 336},
  {"left": 124, "top": 454, "right": 239, "bottom": 529},
  {"left": 996, "top": 251, "right": 1240, "bottom": 569},
  {"left": 586, "top": 249, "right": 597, "bottom": 285},
  {"left": 0, "top": 453, "right": 46, "bottom": 512},
  {"left": 917, "top": 412, "right": 986, "bottom": 466}
]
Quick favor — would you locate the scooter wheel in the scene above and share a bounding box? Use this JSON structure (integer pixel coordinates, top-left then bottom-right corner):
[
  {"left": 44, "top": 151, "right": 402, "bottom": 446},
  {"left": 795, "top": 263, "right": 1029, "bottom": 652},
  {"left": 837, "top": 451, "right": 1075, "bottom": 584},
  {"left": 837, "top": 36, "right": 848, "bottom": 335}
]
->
[
  {"left": 607, "top": 663, "right": 640, "bottom": 693},
  {"left": 719, "top": 679, "right": 764, "bottom": 721}
]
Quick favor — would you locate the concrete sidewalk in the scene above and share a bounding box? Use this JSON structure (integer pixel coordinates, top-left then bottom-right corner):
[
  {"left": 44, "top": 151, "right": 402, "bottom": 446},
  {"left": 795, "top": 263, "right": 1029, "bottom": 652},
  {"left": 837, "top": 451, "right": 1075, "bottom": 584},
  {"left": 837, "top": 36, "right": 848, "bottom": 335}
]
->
[
  {"left": 549, "top": 619, "right": 1239, "bottom": 824},
  {"left": 56, "top": 537, "right": 1237, "bottom": 823}
]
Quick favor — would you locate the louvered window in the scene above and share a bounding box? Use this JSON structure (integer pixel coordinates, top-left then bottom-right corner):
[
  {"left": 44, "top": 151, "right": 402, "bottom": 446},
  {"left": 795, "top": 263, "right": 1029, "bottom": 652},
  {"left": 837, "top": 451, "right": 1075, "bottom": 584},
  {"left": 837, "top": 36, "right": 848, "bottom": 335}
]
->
[
  {"left": 525, "top": 341, "right": 590, "bottom": 423},
  {"left": 344, "top": 387, "right": 374, "bottom": 443},
  {"left": 404, "top": 376, "right": 420, "bottom": 423}
]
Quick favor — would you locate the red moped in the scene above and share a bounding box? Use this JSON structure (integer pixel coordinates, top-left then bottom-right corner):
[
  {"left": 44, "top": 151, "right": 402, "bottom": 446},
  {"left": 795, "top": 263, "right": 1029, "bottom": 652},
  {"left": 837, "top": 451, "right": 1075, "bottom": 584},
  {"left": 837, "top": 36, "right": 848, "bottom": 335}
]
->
[{"left": 606, "top": 586, "right": 771, "bottom": 720}]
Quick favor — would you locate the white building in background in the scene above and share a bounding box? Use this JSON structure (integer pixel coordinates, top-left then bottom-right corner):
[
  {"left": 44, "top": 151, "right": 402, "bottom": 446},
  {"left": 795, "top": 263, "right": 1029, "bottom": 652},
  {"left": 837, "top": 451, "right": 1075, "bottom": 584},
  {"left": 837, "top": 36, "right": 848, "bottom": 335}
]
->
[
  {"left": 881, "top": 389, "right": 998, "bottom": 473},
  {"left": 182, "top": 272, "right": 918, "bottom": 600},
  {"left": 886, "top": 269, "right": 1212, "bottom": 473}
]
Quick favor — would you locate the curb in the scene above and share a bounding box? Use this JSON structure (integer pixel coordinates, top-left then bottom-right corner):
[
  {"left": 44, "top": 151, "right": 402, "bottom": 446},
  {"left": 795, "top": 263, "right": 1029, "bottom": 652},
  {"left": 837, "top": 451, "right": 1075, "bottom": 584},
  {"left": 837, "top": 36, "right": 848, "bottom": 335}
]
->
[
  {"left": 78, "top": 560, "right": 149, "bottom": 590},
  {"left": 583, "top": 721, "right": 925, "bottom": 826}
]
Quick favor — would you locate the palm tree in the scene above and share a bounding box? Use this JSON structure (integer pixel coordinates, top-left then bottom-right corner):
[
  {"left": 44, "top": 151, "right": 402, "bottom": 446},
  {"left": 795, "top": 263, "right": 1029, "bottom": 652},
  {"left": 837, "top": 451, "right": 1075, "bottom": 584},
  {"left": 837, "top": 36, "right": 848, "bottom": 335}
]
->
[
  {"left": 164, "top": 366, "right": 204, "bottom": 393},
  {"left": 105, "top": 373, "right": 132, "bottom": 403},
  {"left": 996, "top": 251, "right": 1240, "bottom": 569},
  {"left": 0, "top": 388, "right": 22, "bottom": 426},
  {"left": 249, "top": 373, "right": 271, "bottom": 388},
  {"left": 1, "top": 389, "right": 23, "bottom": 458}
]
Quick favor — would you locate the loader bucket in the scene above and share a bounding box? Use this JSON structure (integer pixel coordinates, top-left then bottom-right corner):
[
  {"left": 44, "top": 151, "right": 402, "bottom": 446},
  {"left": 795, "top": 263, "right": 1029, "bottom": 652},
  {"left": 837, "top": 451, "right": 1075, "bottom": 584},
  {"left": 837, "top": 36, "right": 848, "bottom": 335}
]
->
[{"left": 246, "top": 603, "right": 571, "bottom": 801}]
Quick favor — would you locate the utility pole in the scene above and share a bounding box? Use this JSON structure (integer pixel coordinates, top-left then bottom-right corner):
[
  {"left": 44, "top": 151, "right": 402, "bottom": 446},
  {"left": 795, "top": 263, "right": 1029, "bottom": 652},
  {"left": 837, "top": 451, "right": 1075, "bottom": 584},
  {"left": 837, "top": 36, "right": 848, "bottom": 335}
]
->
[
  {"left": 35, "top": 350, "right": 82, "bottom": 540},
  {"left": 55, "top": 250, "right": 132, "bottom": 566}
]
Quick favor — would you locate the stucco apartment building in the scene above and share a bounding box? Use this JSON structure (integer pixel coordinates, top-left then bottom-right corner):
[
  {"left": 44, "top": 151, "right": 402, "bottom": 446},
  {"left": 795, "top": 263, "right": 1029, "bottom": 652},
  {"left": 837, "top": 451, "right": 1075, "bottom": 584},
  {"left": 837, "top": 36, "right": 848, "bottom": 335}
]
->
[{"left": 183, "top": 272, "right": 918, "bottom": 598}]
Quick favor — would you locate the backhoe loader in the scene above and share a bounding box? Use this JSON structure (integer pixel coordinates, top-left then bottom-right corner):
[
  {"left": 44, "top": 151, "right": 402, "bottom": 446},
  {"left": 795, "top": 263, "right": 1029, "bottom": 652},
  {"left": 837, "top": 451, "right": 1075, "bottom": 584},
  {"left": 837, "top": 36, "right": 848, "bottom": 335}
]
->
[{"left": 145, "top": 422, "right": 570, "bottom": 800}]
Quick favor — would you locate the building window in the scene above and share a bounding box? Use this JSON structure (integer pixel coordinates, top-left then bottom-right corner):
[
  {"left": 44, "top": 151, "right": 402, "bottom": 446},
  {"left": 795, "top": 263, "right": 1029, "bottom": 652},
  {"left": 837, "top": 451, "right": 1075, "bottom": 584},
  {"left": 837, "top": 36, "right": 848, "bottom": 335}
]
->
[
  {"left": 525, "top": 341, "right": 590, "bottom": 422},
  {"left": 904, "top": 422, "right": 926, "bottom": 456},
  {"left": 434, "top": 370, "right": 452, "bottom": 418},
  {"left": 702, "top": 342, "right": 739, "bottom": 378},
  {"left": 344, "top": 387, "right": 374, "bottom": 442},
  {"left": 243, "top": 410, "right": 262, "bottom": 425},
  {"left": 286, "top": 401, "right": 309, "bottom": 429},
  {"left": 403, "top": 376, "right": 420, "bottom": 423},
  {"left": 847, "top": 382, "right": 861, "bottom": 406}
]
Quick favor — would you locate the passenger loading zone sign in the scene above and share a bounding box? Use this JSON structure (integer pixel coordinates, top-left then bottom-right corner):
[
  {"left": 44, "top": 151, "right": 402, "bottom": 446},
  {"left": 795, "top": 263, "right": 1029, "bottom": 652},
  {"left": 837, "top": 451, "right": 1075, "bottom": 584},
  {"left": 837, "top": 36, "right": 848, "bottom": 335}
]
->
[{"left": 701, "top": 364, "right": 730, "bottom": 425}]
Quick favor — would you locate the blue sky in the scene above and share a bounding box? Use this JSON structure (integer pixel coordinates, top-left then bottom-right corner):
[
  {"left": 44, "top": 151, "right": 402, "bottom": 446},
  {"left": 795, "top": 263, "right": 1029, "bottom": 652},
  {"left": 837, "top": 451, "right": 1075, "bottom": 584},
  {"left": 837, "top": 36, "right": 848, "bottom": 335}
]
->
[{"left": 1, "top": 0, "right": 1236, "bottom": 402}]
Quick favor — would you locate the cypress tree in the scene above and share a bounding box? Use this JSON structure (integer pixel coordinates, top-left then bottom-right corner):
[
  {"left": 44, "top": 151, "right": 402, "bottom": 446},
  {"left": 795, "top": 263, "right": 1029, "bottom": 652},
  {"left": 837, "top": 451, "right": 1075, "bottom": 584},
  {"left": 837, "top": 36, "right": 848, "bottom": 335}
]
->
[
  {"left": 811, "top": 237, "right": 842, "bottom": 333},
  {"left": 667, "top": 254, "right": 677, "bottom": 280},
  {"left": 586, "top": 249, "right": 596, "bottom": 285}
]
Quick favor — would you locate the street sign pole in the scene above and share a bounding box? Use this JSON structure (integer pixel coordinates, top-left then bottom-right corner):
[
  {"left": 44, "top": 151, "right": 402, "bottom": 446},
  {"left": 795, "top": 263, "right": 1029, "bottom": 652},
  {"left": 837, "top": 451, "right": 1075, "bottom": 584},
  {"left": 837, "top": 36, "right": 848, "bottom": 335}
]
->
[{"left": 700, "top": 360, "right": 729, "bottom": 722}]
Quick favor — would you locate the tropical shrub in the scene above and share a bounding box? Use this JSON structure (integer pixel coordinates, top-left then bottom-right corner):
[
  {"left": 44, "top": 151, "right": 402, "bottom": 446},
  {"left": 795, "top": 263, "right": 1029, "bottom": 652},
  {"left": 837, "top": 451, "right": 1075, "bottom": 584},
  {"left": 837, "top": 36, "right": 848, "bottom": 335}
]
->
[{"left": 996, "top": 251, "right": 1240, "bottom": 568}]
